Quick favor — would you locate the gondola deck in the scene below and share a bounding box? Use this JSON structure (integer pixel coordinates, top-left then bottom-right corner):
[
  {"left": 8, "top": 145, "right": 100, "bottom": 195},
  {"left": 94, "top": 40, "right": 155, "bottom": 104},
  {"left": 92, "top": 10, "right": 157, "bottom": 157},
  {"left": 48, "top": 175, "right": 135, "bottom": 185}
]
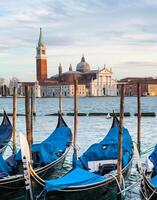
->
[
  {"left": 22, "top": 115, "right": 134, "bottom": 200},
  {"left": 0, "top": 113, "right": 72, "bottom": 199}
]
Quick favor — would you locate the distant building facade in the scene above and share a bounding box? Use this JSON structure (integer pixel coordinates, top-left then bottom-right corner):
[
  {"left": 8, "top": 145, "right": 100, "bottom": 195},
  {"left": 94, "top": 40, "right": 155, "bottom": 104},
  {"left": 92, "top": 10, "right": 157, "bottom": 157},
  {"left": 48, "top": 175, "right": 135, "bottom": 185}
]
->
[
  {"left": 90, "top": 68, "right": 117, "bottom": 96},
  {"left": 118, "top": 77, "right": 157, "bottom": 96},
  {"left": 40, "top": 83, "right": 86, "bottom": 97},
  {"left": 33, "top": 28, "right": 117, "bottom": 97},
  {"left": 17, "top": 81, "right": 41, "bottom": 97},
  {"left": 16, "top": 28, "right": 117, "bottom": 97},
  {"left": 0, "top": 78, "right": 9, "bottom": 96}
]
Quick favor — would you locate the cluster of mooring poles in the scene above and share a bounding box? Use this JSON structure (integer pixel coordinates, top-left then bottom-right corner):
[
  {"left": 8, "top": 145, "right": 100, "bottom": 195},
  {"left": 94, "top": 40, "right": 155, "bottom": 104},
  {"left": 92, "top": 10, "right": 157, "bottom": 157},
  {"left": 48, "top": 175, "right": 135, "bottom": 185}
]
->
[
  {"left": 12, "top": 83, "right": 65, "bottom": 156},
  {"left": 11, "top": 81, "right": 142, "bottom": 200},
  {"left": 12, "top": 86, "right": 36, "bottom": 155},
  {"left": 117, "top": 82, "right": 141, "bottom": 200},
  {"left": 13, "top": 86, "right": 36, "bottom": 200}
]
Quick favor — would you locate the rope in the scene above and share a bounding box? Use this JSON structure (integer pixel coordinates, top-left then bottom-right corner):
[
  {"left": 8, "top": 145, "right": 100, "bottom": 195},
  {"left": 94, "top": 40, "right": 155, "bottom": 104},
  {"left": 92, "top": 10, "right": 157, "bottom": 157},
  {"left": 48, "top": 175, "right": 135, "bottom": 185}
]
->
[
  {"left": 36, "top": 188, "right": 46, "bottom": 200},
  {"left": 141, "top": 146, "right": 155, "bottom": 155},
  {"left": 132, "top": 141, "right": 154, "bottom": 156},
  {"left": 122, "top": 174, "right": 125, "bottom": 197},
  {"left": 140, "top": 182, "right": 157, "bottom": 200},
  {"left": 108, "top": 173, "right": 122, "bottom": 194},
  {"left": 71, "top": 143, "right": 81, "bottom": 151},
  {"left": 140, "top": 188, "right": 157, "bottom": 200},
  {"left": 107, "top": 164, "right": 144, "bottom": 197}
]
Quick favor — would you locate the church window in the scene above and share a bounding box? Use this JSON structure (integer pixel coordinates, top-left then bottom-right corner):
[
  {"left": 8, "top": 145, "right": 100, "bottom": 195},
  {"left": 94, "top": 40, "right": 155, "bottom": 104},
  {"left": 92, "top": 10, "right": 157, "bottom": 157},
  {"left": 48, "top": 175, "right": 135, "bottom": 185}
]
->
[{"left": 42, "top": 50, "right": 45, "bottom": 54}]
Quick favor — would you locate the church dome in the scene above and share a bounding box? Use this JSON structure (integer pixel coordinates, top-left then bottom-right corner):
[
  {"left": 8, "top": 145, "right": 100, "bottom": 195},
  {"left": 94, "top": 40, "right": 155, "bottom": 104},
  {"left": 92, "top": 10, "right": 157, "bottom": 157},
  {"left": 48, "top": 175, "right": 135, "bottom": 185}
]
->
[{"left": 76, "top": 55, "right": 91, "bottom": 73}]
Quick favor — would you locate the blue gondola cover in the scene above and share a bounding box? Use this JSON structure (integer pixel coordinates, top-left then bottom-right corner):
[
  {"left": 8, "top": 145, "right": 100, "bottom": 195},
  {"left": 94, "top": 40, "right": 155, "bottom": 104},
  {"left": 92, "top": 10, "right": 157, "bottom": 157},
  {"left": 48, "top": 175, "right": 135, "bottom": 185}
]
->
[
  {"left": 0, "top": 154, "right": 12, "bottom": 177},
  {"left": 149, "top": 145, "right": 157, "bottom": 173},
  {"left": 15, "top": 126, "right": 71, "bottom": 164},
  {"left": 0, "top": 115, "right": 12, "bottom": 148},
  {"left": 150, "top": 175, "right": 157, "bottom": 189},
  {"left": 45, "top": 167, "right": 105, "bottom": 192},
  {"left": 75, "top": 126, "right": 133, "bottom": 169}
]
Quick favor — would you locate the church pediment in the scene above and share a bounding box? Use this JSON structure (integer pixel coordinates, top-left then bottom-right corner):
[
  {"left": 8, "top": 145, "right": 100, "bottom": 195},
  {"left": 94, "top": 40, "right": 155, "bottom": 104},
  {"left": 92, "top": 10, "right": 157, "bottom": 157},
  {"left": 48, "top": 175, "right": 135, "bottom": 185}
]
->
[{"left": 99, "top": 67, "right": 112, "bottom": 75}]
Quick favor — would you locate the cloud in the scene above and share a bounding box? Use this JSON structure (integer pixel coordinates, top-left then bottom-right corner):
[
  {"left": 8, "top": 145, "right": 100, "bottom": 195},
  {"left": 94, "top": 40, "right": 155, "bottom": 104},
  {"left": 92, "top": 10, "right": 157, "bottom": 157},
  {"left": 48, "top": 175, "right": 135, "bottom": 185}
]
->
[
  {"left": 1, "top": 0, "right": 157, "bottom": 80},
  {"left": 121, "top": 61, "right": 157, "bottom": 67}
]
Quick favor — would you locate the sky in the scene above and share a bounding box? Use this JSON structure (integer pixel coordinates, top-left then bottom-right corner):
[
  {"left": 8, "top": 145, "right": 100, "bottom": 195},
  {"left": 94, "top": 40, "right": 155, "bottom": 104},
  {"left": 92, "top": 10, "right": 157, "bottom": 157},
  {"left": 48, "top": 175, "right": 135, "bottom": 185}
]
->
[{"left": 1, "top": 0, "right": 157, "bottom": 81}]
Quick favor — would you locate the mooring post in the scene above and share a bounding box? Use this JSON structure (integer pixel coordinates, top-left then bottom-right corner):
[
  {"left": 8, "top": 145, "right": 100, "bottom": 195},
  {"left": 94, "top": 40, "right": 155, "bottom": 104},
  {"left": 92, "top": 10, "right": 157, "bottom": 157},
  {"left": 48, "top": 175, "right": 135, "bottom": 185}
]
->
[
  {"left": 25, "top": 86, "right": 32, "bottom": 148},
  {"left": 117, "top": 84, "right": 125, "bottom": 200},
  {"left": 30, "top": 87, "right": 35, "bottom": 145},
  {"left": 13, "top": 87, "right": 17, "bottom": 154},
  {"left": 59, "top": 87, "right": 62, "bottom": 114},
  {"left": 137, "top": 82, "right": 141, "bottom": 154},
  {"left": 74, "top": 79, "right": 78, "bottom": 159},
  {"left": 31, "top": 86, "right": 36, "bottom": 116}
]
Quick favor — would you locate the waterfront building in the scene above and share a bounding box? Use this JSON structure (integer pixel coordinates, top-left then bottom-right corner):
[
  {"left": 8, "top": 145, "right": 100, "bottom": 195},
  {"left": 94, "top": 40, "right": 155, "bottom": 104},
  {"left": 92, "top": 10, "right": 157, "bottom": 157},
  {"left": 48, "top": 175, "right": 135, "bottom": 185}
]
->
[
  {"left": 18, "top": 81, "right": 41, "bottom": 97},
  {"left": 9, "top": 77, "right": 19, "bottom": 95},
  {"left": 118, "top": 77, "right": 157, "bottom": 96},
  {"left": 34, "top": 28, "right": 117, "bottom": 97},
  {"left": 0, "top": 78, "right": 9, "bottom": 96},
  {"left": 40, "top": 83, "right": 86, "bottom": 97}
]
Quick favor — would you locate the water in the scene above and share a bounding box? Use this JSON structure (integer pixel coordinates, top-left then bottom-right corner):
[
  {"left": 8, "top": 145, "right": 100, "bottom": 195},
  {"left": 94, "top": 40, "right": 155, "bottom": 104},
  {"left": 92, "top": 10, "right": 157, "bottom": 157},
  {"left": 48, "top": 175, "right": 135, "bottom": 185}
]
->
[{"left": 1, "top": 96, "right": 157, "bottom": 199}]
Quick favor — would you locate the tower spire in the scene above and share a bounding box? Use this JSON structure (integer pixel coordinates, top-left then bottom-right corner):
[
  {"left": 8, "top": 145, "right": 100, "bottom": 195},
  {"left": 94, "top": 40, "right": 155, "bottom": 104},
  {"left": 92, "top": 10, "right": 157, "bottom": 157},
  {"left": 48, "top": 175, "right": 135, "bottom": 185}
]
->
[
  {"left": 36, "top": 28, "right": 47, "bottom": 82},
  {"left": 38, "top": 28, "right": 45, "bottom": 47}
]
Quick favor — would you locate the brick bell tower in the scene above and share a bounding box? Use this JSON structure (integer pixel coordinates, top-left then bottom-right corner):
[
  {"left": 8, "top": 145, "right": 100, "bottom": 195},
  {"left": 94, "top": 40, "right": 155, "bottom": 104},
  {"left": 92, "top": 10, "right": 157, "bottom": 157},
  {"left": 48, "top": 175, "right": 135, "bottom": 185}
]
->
[{"left": 36, "top": 28, "right": 47, "bottom": 82}]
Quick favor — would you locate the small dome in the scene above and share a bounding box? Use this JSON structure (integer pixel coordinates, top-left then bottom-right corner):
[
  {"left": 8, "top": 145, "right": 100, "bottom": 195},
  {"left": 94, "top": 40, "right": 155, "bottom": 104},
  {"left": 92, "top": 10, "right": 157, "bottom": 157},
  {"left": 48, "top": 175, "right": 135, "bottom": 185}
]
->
[{"left": 76, "top": 55, "right": 91, "bottom": 73}]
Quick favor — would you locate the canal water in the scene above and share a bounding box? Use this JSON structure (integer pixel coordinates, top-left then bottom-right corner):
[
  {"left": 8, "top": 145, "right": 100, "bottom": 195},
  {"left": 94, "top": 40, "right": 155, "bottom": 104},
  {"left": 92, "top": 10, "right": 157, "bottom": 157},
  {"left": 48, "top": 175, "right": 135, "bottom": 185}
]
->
[{"left": 0, "top": 96, "right": 157, "bottom": 199}]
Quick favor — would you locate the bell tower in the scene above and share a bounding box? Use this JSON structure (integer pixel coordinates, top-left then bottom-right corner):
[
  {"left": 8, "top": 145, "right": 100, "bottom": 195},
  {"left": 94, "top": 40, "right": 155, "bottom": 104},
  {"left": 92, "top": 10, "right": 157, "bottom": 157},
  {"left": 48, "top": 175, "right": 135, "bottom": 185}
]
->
[{"left": 36, "top": 28, "right": 47, "bottom": 82}]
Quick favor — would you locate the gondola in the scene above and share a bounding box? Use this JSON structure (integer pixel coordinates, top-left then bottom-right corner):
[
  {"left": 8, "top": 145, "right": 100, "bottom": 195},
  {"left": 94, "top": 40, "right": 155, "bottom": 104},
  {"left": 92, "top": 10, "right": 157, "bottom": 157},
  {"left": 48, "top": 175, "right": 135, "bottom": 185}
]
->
[
  {"left": 0, "top": 110, "right": 13, "bottom": 154},
  {"left": 141, "top": 145, "right": 157, "bottom": 200},
  {"left": 0, "top": 113, "right": 72, "bottom": 199},
  {"left": 22, "top": 115, "right": 133, "bottom": 200}
]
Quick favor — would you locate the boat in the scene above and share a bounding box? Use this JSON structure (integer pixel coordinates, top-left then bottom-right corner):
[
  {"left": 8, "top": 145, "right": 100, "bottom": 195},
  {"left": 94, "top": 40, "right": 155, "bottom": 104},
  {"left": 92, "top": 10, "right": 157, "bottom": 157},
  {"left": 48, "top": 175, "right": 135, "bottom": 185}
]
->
[
  {"left": 106, "top": 113, "right": 112, "bottom": 119},
  {"left": 0, "top": 110, "right": 13, "bottom": 154},
  {"left": 22, "top": 115, "right": 133, "bottom": 200},
  {"left": 141, "top": 145, "right": 157, "bottom": 199},
  {"left": 0, "top": 113, "right": 72, "bottom": 199}
]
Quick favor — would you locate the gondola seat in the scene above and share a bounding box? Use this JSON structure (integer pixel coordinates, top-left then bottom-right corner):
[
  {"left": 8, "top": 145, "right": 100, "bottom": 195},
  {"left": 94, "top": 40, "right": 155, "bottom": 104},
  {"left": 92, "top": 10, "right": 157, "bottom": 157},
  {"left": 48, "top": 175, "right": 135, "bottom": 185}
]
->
[{"left": 88, "top": 159, "right": 117, "bottom": 172}]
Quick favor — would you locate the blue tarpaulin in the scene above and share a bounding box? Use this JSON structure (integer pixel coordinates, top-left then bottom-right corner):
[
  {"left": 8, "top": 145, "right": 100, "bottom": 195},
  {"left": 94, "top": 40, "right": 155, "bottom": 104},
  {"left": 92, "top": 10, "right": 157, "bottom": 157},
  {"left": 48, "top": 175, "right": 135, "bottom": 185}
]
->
[
  {"left": 45, "top": 167, "right": 105, "bottom": 192},
  {"left": 150, "top": 175, "right": 157, "bottom": 189},
  {"left": 0, "top": 117, "right": 12, "bottom": 148},
  {"left": 0, "top": 117, "right": 71, "bottom": 178},
  {"left": 0, "top": 154, "right": 12, "bottom": 178},
  {"left": 75, "top": 126, "right": 133, "bottom": 169},
  {"left": 15, "top": 126, "right": 71, "bottom": 164},
  {"left": 149, "top": 145, "right": 157, "bottom": 174}
]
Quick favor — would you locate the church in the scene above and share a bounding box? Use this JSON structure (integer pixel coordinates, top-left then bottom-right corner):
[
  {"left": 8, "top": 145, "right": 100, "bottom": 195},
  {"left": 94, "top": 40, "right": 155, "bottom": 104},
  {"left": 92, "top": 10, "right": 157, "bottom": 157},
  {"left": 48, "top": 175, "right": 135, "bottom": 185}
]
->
[{"left": 20, "top": 28, "right": 117, "bottom": 97}]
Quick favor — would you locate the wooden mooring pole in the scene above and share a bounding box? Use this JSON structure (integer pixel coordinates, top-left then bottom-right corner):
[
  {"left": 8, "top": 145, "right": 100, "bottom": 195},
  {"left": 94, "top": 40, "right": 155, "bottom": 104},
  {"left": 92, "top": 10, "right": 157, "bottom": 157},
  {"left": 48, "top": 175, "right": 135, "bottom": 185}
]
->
[
  {"left": 117, "top": 84, "right": 125, "bottom": 200},
  {"left": 137, "top": 82, "right": 141, "bottom": 154},
  {"left": 25, "top": 86, "right": 32, "bottom": 148},
  {"left": 13, "top": 87, "right": 17, "bottom": 154},
  {"left": 74, "top": 79, "right": 78, "bottom": 159},
  {"left": 59, "top": 87, "right": 62, "bottom": 113},
  {"left": 30, "top": 87, "right": 35, "bottom": 145},
  {"left": 31, "top": 86, "right": 36, "bottom": 116}
]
